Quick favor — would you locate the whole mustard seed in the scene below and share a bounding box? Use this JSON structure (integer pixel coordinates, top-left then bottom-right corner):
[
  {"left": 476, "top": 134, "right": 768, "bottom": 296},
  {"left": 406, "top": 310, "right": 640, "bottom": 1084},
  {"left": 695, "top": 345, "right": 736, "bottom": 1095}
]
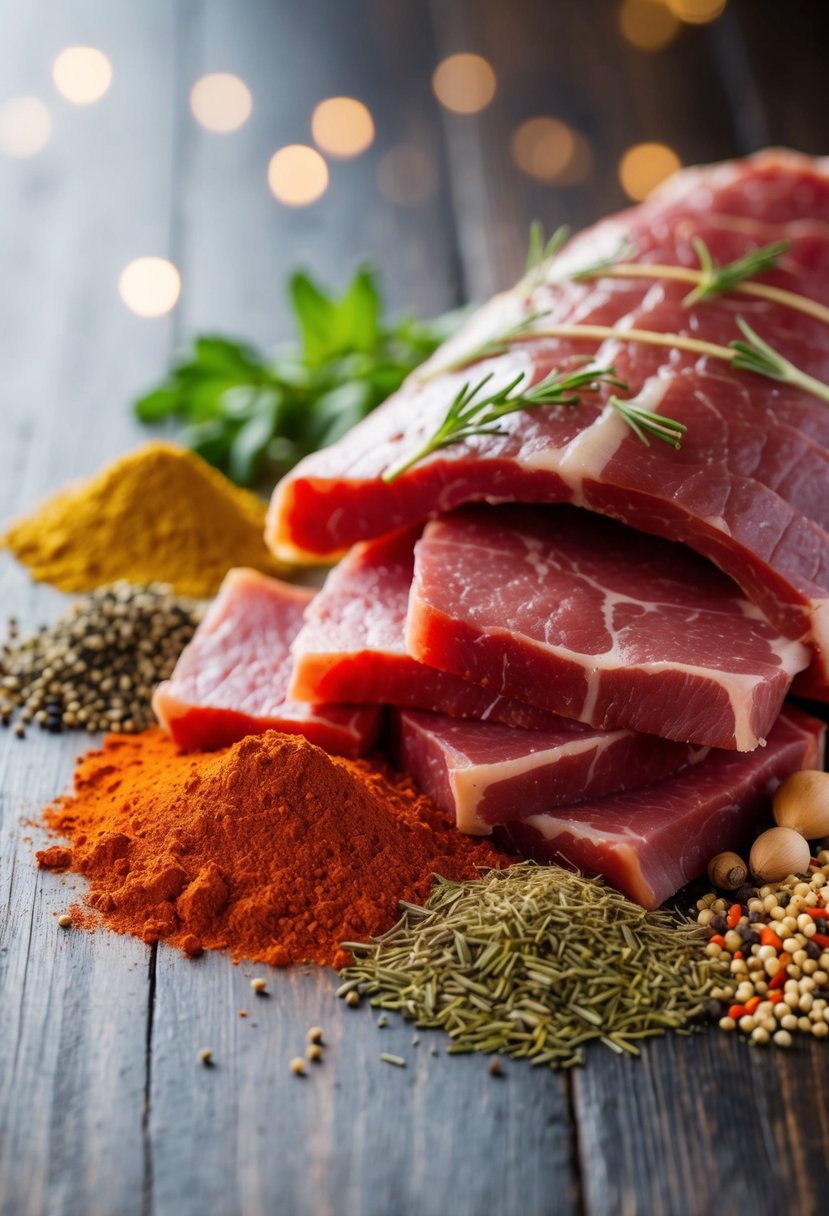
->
[
  {"left": 290, "top": 1057, "right": 307, "bottom": 1076},
  {"left": 305, "top": 1044, "right": 323, "bottom": 1063},
  {"left": 306, "top": 1027, "right": 324, "bottom": 1044},
  {"left": 198, "top": 1048, "right": 213, "bottom": 1066},
  {"left": 57, "top": 914, "right": 72, "bottom": 928},
  {"left": 251, "top": 977, "right": 268, "bottom": 995},
  {"left": 488, "top": 1057, "right": 504, "bottom": 1077},
  {"left": 345, "top": 991, "right": 360, "bottom": 1008}
]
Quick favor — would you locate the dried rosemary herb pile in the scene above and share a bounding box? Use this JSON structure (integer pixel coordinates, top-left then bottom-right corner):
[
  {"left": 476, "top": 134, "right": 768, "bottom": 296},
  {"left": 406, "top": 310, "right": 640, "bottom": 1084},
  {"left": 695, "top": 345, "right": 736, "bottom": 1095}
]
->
[{"left": 338, "top": 863, "right": 727, "bottom": 1068}]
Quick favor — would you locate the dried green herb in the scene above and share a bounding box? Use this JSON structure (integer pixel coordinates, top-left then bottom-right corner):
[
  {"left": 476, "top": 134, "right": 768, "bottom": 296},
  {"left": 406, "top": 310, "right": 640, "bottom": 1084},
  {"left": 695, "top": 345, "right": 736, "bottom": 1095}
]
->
[{"left": 339, "top": 863, "right": 726, "bottom": 1069}]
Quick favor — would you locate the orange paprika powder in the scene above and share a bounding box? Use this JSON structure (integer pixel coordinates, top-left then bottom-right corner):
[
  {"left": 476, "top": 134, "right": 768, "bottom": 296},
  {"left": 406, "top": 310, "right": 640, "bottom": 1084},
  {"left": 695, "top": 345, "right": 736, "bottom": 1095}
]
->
[{"left": 38, "top": 728, "right": 504, "bottom": 968}]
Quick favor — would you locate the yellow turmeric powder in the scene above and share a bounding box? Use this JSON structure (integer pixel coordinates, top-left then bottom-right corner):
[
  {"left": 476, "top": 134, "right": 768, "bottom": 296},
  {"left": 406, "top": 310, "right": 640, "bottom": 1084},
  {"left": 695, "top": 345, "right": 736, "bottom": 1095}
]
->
[{"left": 2, "top": 442, "right": 288, "bottom": 597}]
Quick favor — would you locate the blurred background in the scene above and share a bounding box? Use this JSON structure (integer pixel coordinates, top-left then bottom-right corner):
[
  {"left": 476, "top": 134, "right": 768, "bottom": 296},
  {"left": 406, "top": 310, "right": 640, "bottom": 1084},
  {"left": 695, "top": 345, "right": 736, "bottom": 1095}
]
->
[{"left": 0, "top": 0, "right": 827, "bottom": 489}]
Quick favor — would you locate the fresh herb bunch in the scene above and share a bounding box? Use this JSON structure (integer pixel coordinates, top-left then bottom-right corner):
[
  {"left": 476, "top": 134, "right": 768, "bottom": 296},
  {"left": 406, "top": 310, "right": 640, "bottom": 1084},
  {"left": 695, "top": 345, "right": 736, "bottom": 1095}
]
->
[{"left": 134, "top": 266, "right": 465, "bottom": 487}]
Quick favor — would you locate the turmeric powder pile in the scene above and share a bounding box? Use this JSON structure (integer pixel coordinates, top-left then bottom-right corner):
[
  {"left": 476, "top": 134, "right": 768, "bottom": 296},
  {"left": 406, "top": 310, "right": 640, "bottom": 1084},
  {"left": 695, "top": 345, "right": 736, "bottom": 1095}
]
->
[{"left": 2, "top": 442, "right": 287, "bottom": 597}]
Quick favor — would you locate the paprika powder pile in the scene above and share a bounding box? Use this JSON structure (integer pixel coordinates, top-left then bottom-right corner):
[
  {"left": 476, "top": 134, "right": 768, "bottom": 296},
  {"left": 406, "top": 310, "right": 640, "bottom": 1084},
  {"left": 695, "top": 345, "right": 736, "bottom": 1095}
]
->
[{"left": 38, "top": 728, "right": 505, "bottom": 968}]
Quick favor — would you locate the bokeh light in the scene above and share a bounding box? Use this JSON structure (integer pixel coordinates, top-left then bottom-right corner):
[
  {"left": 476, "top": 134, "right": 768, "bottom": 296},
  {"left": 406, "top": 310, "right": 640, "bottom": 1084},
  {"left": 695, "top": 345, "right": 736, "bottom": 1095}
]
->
[
  {"left": 619, "top": 142, "right": 681, "bottom": 200},
  {"left": 666, "top": 0, "right": 726, "bottom": 23},
  {"left": 268, "top": 144, "right": 329, "bottom": 206},
  {"left": 190, "top": 73, "right": 252, "bottom": 133},
  {"left": 118, "top": 257, "right": 181, "bottom": 317},
  {"left": 619, "top": 0, "right": 681, "bottom": 49},
  {"left": 511, "top": 117, "right": 574, "bottom": 182},
  {"left": 0, "top": 97, "right": 52, "bottom": 157},
  {"left": 52, "top": 47, "right": 113, "bottom": 105},
  {"left": 312, "top": 97, "right": 374, "bottom": 159},
  {"left": 377, "top": 144, "right": 438, "bottom": 205},
  {"left": 432, "top": 53, "right": 496, "bottom": 115}
]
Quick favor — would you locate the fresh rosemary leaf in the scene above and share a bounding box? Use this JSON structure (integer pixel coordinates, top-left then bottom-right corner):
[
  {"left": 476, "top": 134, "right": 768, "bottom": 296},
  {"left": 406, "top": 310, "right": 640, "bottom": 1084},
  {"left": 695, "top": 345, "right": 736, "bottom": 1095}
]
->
[
  {"left": 524, "top": 222, "right": 570, "bottom": 284},
  {"left": 382, "top": 364, "right": 626, "bottom": 482},
  {"left": 609, "top": 395, "right": 687, "bottom": 449},
  {"left": 729, "top": 315, "right": 829, "bottom": 405},
  {"left": 684, "top": 237, "right": 790, "bottom": 307}
]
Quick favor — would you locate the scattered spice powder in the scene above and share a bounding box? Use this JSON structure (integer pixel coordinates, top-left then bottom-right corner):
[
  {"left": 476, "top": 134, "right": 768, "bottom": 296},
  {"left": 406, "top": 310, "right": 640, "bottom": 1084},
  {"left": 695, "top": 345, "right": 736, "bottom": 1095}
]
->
[
  {"left": 2, "top": 442, "right": 287, "bottom": 597},
  {"left": 37, "top": 728, "right": 503, "bottom": 968}
]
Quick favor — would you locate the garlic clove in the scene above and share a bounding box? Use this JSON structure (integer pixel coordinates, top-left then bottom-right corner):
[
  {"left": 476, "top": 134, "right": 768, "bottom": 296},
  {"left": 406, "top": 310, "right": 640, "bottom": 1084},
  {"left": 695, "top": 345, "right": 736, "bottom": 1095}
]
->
[
  {"left": 706, "top": 851, "right": 747, "bottom": 890},
  {"left": 749, "top": 826, "right": 811, "bottom": 885},
  {"left": 773, "top": 770, "right": 829, "bottom": 839}
]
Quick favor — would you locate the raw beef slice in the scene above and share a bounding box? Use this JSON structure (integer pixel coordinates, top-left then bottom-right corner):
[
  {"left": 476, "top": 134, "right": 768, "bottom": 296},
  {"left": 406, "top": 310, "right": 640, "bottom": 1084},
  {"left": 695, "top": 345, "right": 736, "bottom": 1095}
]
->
[
  {"left": 289, "top": 526, "right": 564, "bottom": 730},
  {"left": 497, "top": 706, "right": 825, "bottom": 908},
  {"left": 407, "top": 507, "right": 809, "bottom": 751},
  {"left": 153, "top": 568, "right": 381, "bottom": 755},
  {"left": 390, "top": 709, "right": 706, "bottom": 835},
  {"left": 266, "top": 150, "right": 829, "bottom": 690}
]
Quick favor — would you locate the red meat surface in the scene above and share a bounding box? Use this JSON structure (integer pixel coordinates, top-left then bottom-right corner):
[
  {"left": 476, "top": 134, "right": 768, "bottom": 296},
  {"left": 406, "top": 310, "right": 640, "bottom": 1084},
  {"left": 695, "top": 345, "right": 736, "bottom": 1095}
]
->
[
  {"left": 289, "top": 526, "right": 564, "bottom": 730},
  {"left": 496, "top": 706, "right": 825, "bottom": 909},
  {"left": 152, "top": 568, "right": 381, "bottom": 755},
  {"left": 389, "top": 709, "right": 705, "bottom": 835},
  {"left": 407, "top": 507, "right": 809, "bottom": 751},
  {"left": 266, "top": 151, "right": 829, "bottom": 691}
]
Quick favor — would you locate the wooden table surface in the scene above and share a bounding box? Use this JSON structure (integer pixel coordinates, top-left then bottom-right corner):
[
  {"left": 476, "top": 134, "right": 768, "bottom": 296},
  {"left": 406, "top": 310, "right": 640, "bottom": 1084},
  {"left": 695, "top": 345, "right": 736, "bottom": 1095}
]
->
[{"left": 2, "top": 3, "right": 828, "bottom": 1214}]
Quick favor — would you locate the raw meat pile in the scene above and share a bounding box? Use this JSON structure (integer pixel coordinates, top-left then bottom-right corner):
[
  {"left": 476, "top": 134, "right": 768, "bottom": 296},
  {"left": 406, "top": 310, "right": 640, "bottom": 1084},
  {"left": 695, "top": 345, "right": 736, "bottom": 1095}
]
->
[{"left": 158, "top": 150, "right": 829, "bottom": 907}]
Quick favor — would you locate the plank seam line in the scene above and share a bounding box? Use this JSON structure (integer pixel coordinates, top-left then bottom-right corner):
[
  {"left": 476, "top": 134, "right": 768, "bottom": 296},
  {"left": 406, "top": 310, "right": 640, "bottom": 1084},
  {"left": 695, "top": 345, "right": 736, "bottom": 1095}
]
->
[
  {"left": 141, "top": 942, "right": 158, "bottom": 1216},
  {"left": 565, "top": 1070, "right": 588, "bottom": 1216}
]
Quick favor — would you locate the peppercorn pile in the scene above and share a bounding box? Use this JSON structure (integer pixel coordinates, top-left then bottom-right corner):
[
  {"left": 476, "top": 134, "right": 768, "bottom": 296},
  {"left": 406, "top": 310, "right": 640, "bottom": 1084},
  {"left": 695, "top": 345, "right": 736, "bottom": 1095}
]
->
[
  {"left": 699, "top": 854, "right": 829, "bottom": 1048},
  {"left": 1, "top": 582, "right": 202, "bottom": 736}
]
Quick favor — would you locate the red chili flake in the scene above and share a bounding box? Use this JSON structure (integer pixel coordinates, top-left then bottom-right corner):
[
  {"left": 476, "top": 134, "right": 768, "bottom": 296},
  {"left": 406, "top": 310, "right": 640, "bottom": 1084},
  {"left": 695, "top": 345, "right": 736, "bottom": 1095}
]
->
[
  {"left": 728, "top": 1004, "right": 746, "bottom": 1021},
  {"left": 733, "top": 950, "right": 744, "bottom": 960},
  {"left": 769, "top": 971, "right": 787, "bottom": 990},
  {"left": 812, "top": 932, "right": 829, "bottom": 949},
  {"left": 805, "top": 908, "right": 829, "bottom": 920},
  {"left": 744, "top": 996, "right": 761, "bottom": 1015},
  {"left": 769, "top": 990, "right": 784, "bottom": 1004},
  {"left": 760, "top": 928, "right": 783, "bottom": 951},
  {"left": 710, "top": 934, "right": 726, "bottom": 947},
  {"left": 726, "top": 903, "right": 741, "bottom": 928}
]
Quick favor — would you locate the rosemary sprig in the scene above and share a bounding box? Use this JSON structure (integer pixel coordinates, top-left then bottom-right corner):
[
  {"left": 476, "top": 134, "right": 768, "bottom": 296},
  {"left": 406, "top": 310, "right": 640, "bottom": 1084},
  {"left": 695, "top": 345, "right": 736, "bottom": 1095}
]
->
[
  {"left": 683, "top": 237, "right": 790, "bottom": 307},
  {"left": 524, "top": 221, "right": 570, "bottom": 285},
  {"left": 729, "top": 315, "right": 829, "bottom": 404},
  {"left": 609, "top": 395, "right": 687, "bottom": 449},
  {"left": 382, "top": 365, "right": 625, "bottom": 482}
]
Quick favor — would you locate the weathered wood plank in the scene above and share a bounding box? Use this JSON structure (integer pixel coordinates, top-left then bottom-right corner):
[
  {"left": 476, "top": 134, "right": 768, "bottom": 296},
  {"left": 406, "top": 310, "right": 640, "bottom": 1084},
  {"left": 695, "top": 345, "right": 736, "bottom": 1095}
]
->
[
  {"left": 0, "top": 2, "right": 180, "bottom": 1213},
  {"left": 574, "top": 1029, "right": 829, "bottom": 1216},
  {"left": 429, "top": 0, "right": 743, "bottom": 300},
  {"left": 172, "top": 0, "right": 461, "bottom": 351},
  {"left": 150, "top": 955, "right": 579, "bottom": 1216}
]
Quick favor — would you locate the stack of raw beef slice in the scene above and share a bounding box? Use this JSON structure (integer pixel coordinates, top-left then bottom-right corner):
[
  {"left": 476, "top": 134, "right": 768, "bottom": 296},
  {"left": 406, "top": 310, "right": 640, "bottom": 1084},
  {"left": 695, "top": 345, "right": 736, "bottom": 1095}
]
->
[{"left": 155, "top": 150, "right": 829, "bottom": 908}]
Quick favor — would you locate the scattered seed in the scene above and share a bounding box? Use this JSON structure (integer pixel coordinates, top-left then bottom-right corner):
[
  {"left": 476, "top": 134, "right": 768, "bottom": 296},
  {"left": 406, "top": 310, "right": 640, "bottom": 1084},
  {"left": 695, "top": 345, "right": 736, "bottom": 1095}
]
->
[
  {"left": 57, "top": 913, "right": 72, "bottom": 928},
  {"left": 306, "top": 1026, "right": 324, "bottom": 1044},
  {"left": 345, "top": 990, "right": 360, "bottom": 1008},
  {"left": 380, "top": 1053, "right": 406, "bottom": 1068},
  {"left": 290, "top": 1057, "right": 306, "bottom": 1075},
  {"left": 198, "top": 1048, "right": 213, "bottom": 1066},
  {"left": 488, "top": 1057, "right": 504, "bottom": 1077},
  {"left": 376, "top": 1015, "right": 387, "bottom": 1028},
  {"left": 305, "top": 1044, "right": 324, "bottom": 1063},
  {"left": 250, "top": 977, "right": 268, "bottom": 994}
]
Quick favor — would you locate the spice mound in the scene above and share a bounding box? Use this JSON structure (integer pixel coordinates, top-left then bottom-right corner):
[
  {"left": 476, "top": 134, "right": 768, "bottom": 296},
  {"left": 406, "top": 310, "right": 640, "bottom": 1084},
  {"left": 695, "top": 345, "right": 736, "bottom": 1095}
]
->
[
  {"left": 339, "top": 863, "right": 726, "bottom": 1068},
  {"left": 1, "top": 582, "right": 201, "bottom": 735},
  {"left": 2, "top": 441, "right": 287, "bottom": 597},
  {"left": 37, "top": 728, "right": 503, "bottom": 967}
]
